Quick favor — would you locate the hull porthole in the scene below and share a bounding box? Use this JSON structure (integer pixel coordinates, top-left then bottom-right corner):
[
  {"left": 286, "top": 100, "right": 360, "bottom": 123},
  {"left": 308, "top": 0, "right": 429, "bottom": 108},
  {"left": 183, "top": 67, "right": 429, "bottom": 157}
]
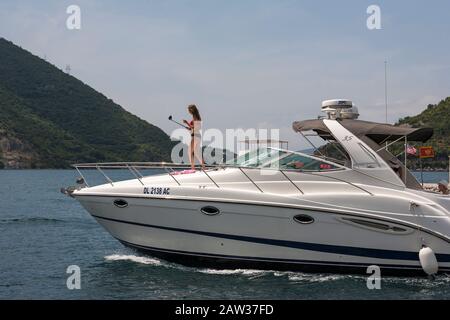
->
[
  {"left": 294, "top": 214, "right": 314, "bottom": 224},
  {"left": 201, "top": 206, "right": 220, "bottom": 216},
  {"left": 114, "top": 199, "right": 128, "bottom": 208}
]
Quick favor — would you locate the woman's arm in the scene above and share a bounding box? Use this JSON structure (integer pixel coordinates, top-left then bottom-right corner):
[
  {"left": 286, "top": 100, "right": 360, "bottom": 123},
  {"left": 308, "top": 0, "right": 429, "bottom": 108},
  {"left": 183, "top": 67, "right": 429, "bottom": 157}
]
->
[{"left": 183, "top": 119, "right": 193, "bottom": 129}]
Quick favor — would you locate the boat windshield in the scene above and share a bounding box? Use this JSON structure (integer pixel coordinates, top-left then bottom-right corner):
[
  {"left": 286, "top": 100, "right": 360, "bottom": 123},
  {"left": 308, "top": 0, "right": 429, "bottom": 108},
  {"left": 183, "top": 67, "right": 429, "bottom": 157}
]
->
[
  {"left": 228, "top": 148, "right": 282, "bottom": 167},
  {"left": 227, "top": 147, "right": 343, "bottom": 172}
]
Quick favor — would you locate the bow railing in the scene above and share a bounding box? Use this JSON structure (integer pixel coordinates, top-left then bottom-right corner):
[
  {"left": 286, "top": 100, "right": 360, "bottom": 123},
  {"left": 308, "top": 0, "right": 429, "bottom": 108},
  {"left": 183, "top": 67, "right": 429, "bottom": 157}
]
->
[{"left": 72, "top": 161, "right": 372, "bottom": 195}]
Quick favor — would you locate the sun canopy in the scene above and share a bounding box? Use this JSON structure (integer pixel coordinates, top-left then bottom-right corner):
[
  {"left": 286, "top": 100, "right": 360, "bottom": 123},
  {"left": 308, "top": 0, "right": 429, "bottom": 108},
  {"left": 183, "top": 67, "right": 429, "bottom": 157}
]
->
[{"left": 292, "top": 119, "right": 433, "bottom": 143}]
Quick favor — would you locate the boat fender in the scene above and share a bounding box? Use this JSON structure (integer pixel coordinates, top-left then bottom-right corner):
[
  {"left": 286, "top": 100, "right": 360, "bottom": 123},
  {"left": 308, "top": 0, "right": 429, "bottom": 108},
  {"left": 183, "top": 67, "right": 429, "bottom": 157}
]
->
[{"left": 419, "top": 246, "right": 438, "bottom": 276}]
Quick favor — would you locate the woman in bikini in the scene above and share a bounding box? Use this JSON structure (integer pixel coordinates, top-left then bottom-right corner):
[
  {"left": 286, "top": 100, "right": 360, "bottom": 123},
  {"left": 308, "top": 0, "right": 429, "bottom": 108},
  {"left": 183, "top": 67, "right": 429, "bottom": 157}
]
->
[{"left": 183, "top": 104, "right": 205, "bottom": 170}]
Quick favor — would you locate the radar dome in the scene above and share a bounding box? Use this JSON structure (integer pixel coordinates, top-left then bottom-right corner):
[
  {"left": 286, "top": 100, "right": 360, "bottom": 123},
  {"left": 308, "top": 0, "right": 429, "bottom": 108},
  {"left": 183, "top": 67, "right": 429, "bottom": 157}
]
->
[{"left": 321, "top": 99, "right": 359, "bottom": 120}]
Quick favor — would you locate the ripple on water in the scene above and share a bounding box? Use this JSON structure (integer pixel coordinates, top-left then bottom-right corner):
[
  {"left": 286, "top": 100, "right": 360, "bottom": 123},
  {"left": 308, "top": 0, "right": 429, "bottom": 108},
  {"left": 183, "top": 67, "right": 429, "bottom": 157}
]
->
[{"left": 0, "top": 217, "right": 65, "bottom": 224}]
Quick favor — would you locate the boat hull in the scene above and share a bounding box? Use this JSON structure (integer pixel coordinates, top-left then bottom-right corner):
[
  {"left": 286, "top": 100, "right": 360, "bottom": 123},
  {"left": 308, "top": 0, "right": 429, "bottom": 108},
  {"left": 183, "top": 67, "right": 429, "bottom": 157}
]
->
[
  {"left": 75, "top": 194, "right": 450, "bottom": 276},
  {"left": 119, "top": 240, "right": 426, "bottom": 276}
]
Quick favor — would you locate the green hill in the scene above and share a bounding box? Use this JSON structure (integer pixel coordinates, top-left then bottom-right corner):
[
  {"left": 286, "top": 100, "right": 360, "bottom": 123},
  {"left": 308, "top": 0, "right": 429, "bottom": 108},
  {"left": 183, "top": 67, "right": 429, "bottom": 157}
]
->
[
  {"left": 0, "top": 38, "right": 174, "bottom": 168},
  {"left": 398, "top": 97, "right": 450, "bottom": 170}
]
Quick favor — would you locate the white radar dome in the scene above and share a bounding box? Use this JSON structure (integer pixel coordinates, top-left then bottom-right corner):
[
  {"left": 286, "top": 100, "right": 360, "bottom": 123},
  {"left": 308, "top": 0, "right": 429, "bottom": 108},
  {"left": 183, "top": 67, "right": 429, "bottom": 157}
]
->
[{"left": 321, "top": 99, "right": 359, "bottom": 120}]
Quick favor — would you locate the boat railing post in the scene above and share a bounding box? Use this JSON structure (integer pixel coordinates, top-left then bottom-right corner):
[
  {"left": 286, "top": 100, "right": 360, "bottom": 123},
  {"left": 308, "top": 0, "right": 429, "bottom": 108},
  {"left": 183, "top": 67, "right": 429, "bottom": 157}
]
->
[
  {"left": 280, "top": 170, "right": 304, "bottom": 195},
  {"left": 132, "top": 165, "right": 144, "bottom": 178},
  {"left": 420, "top": 157, "right": 424, "bottom": 187},
  {"left": 96, "top": 165, "right": 114, "bottom": 186},
  {"left": 202, "top": 168, "right": 220, "bottom": 188},
  {"left": 404, "top": 136, "right": 408, "bottom": 185},
  {"left": 126, "top": 164, "right": 144, "bottom": 186},
  {"left": 74, "top": 165, "right": 90, "bottom": 187},
  {"left": 238, "top": 167, "right": 264, "bottom": 193},
  {"left": 164, "top": 165, "right": 181, "bottom": 186}
]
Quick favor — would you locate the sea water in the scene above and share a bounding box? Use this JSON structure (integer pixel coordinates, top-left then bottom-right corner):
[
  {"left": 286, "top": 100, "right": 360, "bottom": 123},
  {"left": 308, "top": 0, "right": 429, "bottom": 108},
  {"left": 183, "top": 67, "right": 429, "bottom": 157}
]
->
[{"left": 0, "top": 170, "right": 449, "bottom": 299}]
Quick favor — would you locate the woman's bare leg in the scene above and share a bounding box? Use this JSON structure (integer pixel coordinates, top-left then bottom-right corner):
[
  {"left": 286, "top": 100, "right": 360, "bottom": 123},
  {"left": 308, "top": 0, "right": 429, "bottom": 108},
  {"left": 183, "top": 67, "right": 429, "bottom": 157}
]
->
[
  {"left": 193, "top": 137, "right": 205, "bottom": 170},
  {"left": 189, "top": 138, "right": 195, "bottom": 170}
]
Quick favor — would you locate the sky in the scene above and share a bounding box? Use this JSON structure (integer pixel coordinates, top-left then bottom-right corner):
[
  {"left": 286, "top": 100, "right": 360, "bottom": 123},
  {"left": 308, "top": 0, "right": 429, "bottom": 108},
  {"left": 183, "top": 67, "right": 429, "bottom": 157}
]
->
[{"left": 1, "top": 0, "right": 449, "bottom": 150}]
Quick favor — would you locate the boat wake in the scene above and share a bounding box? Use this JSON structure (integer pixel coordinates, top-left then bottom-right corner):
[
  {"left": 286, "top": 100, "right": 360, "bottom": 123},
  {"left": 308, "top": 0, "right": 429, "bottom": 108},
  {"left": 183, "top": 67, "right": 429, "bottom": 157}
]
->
[
  {"left": 104, "top": 254, "right": 162, "bottom": 266},
  {"left": 198, "top": 268, "right": 269, "bottom": 277},
  {"left": 103, "top": 252, "right": 351, "bottom": 282},
  {"left": 102, "top": 252, "right": 450, "bottom": 285},
  {"left": 196, "top": 268, "right": 350, "bottom": 282}
]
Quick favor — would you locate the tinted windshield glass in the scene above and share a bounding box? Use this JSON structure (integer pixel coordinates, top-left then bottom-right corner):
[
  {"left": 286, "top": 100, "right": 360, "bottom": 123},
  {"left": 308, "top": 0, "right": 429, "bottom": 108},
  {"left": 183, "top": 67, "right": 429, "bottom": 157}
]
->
[
  {"left": 265, "top": 153, "right": 340, "bottom": 171},
  {"left": 227, "top": 148, "right": 285, "bottom": 167},
  {"left": 227, "top": 148, "right": 341, "bottom": 171}
]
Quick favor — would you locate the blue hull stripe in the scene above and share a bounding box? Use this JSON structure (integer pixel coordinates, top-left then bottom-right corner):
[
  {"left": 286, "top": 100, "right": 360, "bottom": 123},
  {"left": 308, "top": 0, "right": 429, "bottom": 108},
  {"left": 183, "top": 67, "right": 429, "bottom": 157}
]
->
[{"left": 92, "top": 215, "right": 450, "bottom": 263}]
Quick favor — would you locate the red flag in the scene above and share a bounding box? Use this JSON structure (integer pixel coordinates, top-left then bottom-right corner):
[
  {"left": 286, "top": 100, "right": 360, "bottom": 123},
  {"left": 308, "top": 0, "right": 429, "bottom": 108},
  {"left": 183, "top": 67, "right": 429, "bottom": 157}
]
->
[{"left": 419, "top": 146, "right": 434, "bottom": 159}]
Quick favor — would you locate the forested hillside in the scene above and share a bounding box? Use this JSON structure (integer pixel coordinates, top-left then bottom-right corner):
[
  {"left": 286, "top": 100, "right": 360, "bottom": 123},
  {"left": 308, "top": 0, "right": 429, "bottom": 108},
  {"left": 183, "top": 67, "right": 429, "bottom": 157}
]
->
[
  {"left": 398, "top": 97, "right": 450, "bottom": 169},
  {"left": 0, "top": 38, "right": 174, "bottom": 168}
]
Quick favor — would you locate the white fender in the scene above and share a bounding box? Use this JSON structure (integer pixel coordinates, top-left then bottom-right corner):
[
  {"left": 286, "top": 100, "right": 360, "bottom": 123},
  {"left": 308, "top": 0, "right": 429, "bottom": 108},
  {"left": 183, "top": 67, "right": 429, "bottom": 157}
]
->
[{"left": 419, "top": 246, "right": 439, "bottom": 276}]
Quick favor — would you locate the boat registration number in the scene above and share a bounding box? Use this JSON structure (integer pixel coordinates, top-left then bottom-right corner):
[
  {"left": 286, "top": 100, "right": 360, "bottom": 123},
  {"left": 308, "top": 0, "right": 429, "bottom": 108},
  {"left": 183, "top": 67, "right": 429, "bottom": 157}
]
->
[{"left": 143, "top": 187, "right": 170, "bottom": 195}]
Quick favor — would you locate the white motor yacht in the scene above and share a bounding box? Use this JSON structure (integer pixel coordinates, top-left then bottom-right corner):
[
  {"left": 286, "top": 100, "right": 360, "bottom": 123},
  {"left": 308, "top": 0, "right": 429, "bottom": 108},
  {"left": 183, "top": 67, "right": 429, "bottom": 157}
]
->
[{"left": 65, "top": 100, "right": 450, "bottom": 276}]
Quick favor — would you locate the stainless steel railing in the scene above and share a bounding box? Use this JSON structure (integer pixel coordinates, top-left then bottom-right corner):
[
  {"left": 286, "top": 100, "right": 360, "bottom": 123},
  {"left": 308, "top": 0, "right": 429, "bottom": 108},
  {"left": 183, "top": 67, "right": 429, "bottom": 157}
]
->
[
  {"left": 72, "top": 162, "right": 305, "bottom": 193},
  {"left": 72, "top": 162, "right": 372, "bottom": 196},
  {"left": 73, "top": 162, "right": 217, "bottom": 188}
]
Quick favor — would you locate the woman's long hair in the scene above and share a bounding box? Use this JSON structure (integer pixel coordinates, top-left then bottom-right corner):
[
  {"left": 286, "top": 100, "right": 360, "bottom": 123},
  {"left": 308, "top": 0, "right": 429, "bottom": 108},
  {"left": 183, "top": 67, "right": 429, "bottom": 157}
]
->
[{"left": 188, "top": 104, "right": 201, "bottom": 121}]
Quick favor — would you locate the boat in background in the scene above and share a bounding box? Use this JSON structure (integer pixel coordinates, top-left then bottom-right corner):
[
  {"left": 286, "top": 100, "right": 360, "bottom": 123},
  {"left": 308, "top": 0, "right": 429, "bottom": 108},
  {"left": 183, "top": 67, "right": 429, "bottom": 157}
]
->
[{"left": 64, "top": 99, "right": 450, "bottom": 276}]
